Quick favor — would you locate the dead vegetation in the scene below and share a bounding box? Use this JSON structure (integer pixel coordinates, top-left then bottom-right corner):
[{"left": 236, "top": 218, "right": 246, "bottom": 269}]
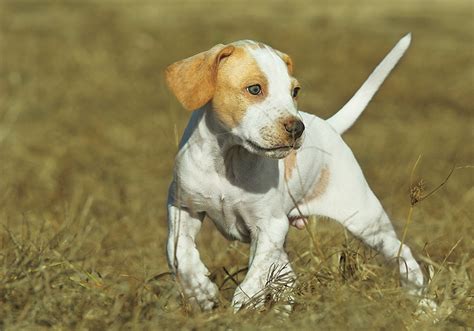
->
[{"left": 0, "top": 0, "right": 472, "bottom": 329}]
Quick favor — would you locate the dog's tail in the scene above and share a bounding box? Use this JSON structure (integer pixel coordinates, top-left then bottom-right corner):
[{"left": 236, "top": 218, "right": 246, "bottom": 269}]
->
[{"left": 327, "top": 33, "right": 411, "bottom": 135}]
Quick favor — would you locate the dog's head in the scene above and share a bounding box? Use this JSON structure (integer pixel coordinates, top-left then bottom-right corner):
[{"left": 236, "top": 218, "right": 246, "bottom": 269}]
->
[{"left": 165, "top": 40, "right": 304, "bottom": 159}]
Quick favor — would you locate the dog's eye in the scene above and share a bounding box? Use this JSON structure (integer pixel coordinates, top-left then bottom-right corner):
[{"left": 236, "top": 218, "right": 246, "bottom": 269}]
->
[
  {"left": 292, "top": 87, "right": 301, "bottom": 98},
  {"left": 247, "top": 84, "right": 262, "bottom": 95}
]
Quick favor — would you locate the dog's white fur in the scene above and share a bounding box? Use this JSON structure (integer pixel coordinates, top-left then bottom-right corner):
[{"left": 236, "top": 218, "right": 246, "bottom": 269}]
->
[{"left": 165, "top": 34, "right": 425, "bottom": 311}]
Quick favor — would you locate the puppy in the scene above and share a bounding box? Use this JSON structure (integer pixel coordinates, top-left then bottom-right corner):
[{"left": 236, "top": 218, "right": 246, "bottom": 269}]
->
[{"left": 165, "top": 34, "right": 425, "bottom": 310}]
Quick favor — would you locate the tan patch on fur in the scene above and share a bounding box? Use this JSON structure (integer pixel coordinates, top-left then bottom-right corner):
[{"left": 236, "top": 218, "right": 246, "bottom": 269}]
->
[
  {"left": 274, "top": 49, "right": 294, "bottom": 75},
  {"left": 284, "top": 150, "right": 297, "bottom": 181},
  {"left": 165, "top": 44, "right": 234, "bottom": 111},
  {"left": 212, "top": 47, "right": 268, "bottom": 128},
  {"left": 304, "top": 167, "right": 330, "bottom": 201},
  {"left": 281, "top": 53, "right": 294, "bottom": 75}
]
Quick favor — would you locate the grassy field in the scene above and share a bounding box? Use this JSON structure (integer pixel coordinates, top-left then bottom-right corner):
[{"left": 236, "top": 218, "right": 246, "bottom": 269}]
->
[{"left": 0, "top": 0, "right": 472, "bottom": 329}]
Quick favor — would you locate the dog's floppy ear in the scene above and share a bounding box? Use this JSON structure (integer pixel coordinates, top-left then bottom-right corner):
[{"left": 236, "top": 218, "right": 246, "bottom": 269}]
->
[
  {"left": 275, "top": 50, "right": 294, "bottom": 75},
  {"left": 165, "top": 44, "right": 235, "bottom": 111}
]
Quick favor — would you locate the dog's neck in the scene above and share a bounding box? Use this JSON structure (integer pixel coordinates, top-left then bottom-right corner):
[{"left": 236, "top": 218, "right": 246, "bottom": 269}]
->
[{"left": 180, "top": 104, "right": 279, "bottom": 192}]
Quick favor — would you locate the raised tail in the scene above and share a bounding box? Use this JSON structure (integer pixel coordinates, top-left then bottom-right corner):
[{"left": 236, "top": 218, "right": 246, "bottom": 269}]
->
[{"left": 327, "top": 33, "right": 411, "bottom": 135}]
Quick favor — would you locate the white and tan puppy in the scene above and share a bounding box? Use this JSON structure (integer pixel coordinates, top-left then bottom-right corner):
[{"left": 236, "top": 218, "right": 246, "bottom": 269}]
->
[{"left": 165, "top": 34, "right": 425, "bottom": 311}]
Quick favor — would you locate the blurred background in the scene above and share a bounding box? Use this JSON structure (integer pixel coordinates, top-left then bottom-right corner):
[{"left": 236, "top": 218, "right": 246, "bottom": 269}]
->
[{"left": 0, "top": 0, "right": 472, "bottom": 329}]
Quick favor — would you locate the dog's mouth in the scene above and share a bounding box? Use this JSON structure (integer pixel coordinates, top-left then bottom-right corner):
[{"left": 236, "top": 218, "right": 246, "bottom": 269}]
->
[
  {"left": 245, "top": 140, "right": 301, "bottom": 158},
  {"left": 246, "top": 140, "right": 292, "bottom": 152}
]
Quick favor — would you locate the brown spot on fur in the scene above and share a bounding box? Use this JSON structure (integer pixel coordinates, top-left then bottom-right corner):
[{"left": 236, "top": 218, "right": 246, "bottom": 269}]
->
[
  {"left": 281, "top": 53, "right": 294, "bottom": 75},
  {"left": 284, "top": 150, "right": 297, "bottom": 181},
  {"left": 274, "top": 49, "right": 294, "bottom": 75},
  {"left": 304, "top": 167, "right": 330, "bottom": 201},
  {"left": 165, "top": 44, "right": 234, "bottom": 111},
  {"left": 212, "top": 46, "right": 268, "bottom": 128}
]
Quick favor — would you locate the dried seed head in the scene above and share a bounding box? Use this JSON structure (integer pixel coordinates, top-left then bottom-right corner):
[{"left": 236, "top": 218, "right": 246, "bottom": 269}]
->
[{"left": 410, "top": 179, "right": 426, "bottom": 206}]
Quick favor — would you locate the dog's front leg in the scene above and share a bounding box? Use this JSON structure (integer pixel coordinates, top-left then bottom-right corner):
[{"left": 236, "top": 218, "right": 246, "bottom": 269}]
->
[
  {"left": 232, "top": 216, "right": 295, "bottom": 310},
  {"left": 167, "top": 204, "right": 219, "bottom": 311}
]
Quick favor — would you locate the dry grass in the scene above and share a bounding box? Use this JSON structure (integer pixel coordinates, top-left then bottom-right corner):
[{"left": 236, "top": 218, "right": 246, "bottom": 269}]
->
[{"left": 0, "top": 0, "right": 473, "bottom": 329}]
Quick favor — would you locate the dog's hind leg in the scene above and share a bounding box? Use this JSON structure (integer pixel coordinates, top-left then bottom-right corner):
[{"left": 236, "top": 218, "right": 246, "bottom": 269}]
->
[
  {"left": 295, "top": 142, "right": 425, "bottom": 291},
  {"left": 167, "top": 203, "right": 219, "bottom": 311}
]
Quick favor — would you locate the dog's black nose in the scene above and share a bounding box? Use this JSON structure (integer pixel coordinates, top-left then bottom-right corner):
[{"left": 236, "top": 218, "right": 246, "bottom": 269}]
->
[{"left": 284, "top": 119, "right": 305, "bottom": 139}]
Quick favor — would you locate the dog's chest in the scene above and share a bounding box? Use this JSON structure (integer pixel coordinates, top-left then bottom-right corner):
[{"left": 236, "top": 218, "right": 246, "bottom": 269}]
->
[
  {"left": 179, "top": 167, "right": 242, "bottom": 210},
  {"left": 175, "top": 152, "right": 279, "bottom": 241},
  {"left": 178, "top": 169, "right": 254, "bottom": 240}
]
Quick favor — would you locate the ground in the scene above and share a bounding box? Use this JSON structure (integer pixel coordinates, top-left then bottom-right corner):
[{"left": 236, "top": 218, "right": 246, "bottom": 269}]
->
[{"left": 0, "top": 0, "right": 472, "bottom": 329}]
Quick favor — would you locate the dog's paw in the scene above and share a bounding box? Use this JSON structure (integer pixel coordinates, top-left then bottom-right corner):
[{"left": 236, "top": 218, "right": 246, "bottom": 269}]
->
[
  {"left": 232, "top": 286, "right": 295, "bottom": 313},
  {"left": 231, "top": 273, "right": 296, "bottom": 312},
  {"left": 180, "top": 273, "right": 219, "bottom": 311},
  {"left": 414, "top": 297, "right": 439, "bottom": 324},
  {"left": 418, "top": 297, "right": 438, "bottom": 312},
  {"left": 231, "top": 284, "right": 257, "bottom": 311}
]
